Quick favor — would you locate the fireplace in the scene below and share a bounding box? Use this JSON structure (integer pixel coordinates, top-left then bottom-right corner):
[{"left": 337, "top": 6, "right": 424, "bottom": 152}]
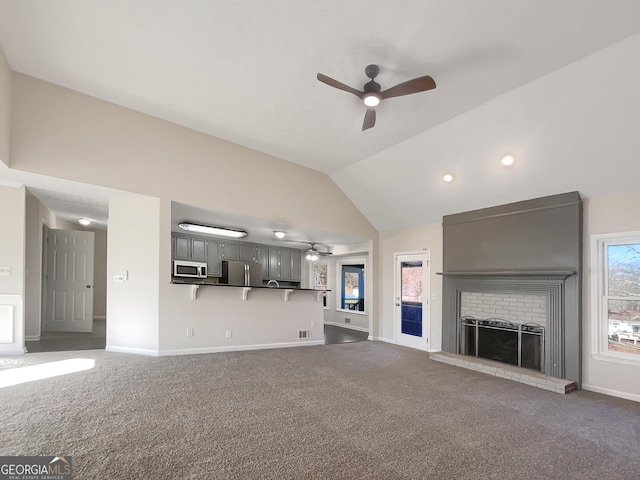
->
[
  {"left": 459, "top": 291, "right": 547, "bottom": 371},
  {"left": 442, "top": 272, "right": 576, "bottom": 379},
  {"left": 460, "top": 317, "right": 544, "bottom": 371},
  {"left": 440, "top": 192, "right": 583, "bottom": 385}
]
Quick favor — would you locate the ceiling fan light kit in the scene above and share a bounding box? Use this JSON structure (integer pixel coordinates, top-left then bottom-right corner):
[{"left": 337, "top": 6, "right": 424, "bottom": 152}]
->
[{"left": 317, "top": 64, "right": 436, "bottom": 131}]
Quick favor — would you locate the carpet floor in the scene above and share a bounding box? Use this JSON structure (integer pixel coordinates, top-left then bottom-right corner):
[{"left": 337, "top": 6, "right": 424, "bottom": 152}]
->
[{"left": 1, "top": 341, "right": 639, "bottom": 479}]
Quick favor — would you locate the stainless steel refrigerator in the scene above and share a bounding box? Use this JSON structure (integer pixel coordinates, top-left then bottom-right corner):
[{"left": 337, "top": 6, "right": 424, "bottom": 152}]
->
[{"left": 221, "top": 260, "right": 263, "bottom": 286}]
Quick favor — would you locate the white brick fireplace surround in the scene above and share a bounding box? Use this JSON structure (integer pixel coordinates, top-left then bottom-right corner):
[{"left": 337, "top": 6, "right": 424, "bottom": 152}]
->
[{"left": 460, "top": 292, "right": 548, "bottom": 327}]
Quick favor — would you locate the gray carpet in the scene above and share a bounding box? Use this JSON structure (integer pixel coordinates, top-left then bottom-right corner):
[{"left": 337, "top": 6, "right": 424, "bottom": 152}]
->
[{"left": 1, "top": 342, "right": 639, "bottom": 479}]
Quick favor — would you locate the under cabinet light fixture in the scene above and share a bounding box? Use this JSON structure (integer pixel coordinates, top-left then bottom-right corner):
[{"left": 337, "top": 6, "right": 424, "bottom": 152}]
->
[
  {"left": 274, "top": 231, "right": 286, "bottom": 239},
  {"left": 178, "top": 222, "right": 247, "bottom": 238}
]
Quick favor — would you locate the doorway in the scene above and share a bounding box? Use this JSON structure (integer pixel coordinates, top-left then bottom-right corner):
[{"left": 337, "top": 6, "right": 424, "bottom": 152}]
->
[
  {"left": 27, "top": 227, "right": 103, "bottom": 353},
  {"left": 394, "top": 252, "right": 430, "bottom": 351}
]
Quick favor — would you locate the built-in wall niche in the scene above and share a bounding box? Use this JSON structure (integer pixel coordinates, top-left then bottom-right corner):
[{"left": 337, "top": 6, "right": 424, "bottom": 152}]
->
[{"left": 441, "top": 192, "right": 582, "bottom": 385}]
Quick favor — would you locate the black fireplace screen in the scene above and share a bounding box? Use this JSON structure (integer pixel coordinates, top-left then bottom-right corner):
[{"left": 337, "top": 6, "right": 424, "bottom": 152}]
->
[{"left": 460, "top": 316, "right": 544, "bottom": 372}]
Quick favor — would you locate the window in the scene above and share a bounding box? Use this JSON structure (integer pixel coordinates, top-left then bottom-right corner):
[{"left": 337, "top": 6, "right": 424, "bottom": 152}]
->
[
  {"left": 340, "top": 264, "right": 365, "bottom": 313},
  {"left": 312, "top": 263, "right": 328, "bottom": 308},
  {"left": 593, "top": 232, "right": 640, "bottom": 363}
]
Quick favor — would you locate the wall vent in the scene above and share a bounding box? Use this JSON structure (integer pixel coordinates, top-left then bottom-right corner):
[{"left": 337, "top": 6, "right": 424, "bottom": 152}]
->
[
  {"left": 345, "top": 318, "right": 351, "bottom": 324},
  {"left": 298, "top": 330, "right": 310, "bottom": 339}
]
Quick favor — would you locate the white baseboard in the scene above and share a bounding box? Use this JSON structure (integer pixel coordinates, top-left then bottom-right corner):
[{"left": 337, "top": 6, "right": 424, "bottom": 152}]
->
[
  {"left": 159, "top": 340, "right": 324, "bottom": 356},
  {"left": 25, "top": 335, "right": 41, "bottom": 341},
  {"left": 0, "top": 346, "right": 26, "bottom": 355},
  {"left": 106, "top": 345, "right": 160, "bottom": 356},
  {"left": 93, "top": 316, "right": 106, "bottom": 321},
  {"left": 324, "top": 321, "right": 369, "bottom": 333},
  {"left": 582, "top": 383, "right": 640, "bottom": 403}
]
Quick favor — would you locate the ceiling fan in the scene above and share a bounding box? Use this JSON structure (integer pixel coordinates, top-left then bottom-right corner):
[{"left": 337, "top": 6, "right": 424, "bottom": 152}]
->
[
  {"left": 305, "top": 243, "right": 332, "bottom": 261},
  {"left": 316, "top": 64, "right": 436, "bottom": 131}
]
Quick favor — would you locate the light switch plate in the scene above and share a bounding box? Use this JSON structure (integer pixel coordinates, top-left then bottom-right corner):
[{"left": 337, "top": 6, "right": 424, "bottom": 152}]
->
[{"left": 0, "top": 266, "right": 10, "bottom": 276}]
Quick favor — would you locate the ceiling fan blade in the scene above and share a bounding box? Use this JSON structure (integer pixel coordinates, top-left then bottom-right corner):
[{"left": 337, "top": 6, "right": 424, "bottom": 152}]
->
[
  {"left": 317, "top": 73, "right": 364, "bottom": 98},
  {"left": 362, "top": 108, "right": 376, "bottom": 131},
  {"left": 380, "top": 75, "right": 436, "bottom": 100}
]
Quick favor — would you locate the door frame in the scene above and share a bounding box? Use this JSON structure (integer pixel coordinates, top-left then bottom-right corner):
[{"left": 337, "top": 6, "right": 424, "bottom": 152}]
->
[{"left": 394, "top": 250, "right": 431, "bottom": 351}]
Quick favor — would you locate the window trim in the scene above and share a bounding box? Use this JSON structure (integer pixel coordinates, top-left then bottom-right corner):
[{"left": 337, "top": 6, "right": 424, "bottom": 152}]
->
[
  {"left": 336, "top": 257, "right": 367, "bottom": 315},
  {"left": 591, "top": 231, "right": 640, "bottom": 365}
]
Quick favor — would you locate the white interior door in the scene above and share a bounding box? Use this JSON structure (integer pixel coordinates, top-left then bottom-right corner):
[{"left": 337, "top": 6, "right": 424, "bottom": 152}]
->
[
  {"left": 45, "top": 229, "right": 95, "bottom": 333},
  {"left": 394, "top": 252, "right": 430, "bottom": 350}
]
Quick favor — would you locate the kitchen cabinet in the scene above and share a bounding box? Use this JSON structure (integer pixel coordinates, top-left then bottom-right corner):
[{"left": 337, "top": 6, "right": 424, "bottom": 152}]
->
[
  {"left": 191, "top": 238, "right": 208, "bottom": 262},
  {"left": 173, "top": 233, "right": 301, "bottom": 281},
  {"left": 207, "top": 241, "right": 221, "bottom": 277},
  {"left": 239, "top": 243, "right": 257, "bottom": 262},
  {"left": 291, "top": 250, "right": 301, "bottom": 282},
  {"left": 268, "top": 247, "right": 301, "bottom": 281},
  {"left": 220, "top": 242, "right": 240, "bottom": 261},
  {"left": 173, "top": 235, "right": 192, "bottom": 260},
  {"left": 257, "top": 246, "right": 270, "bottom": 279}
]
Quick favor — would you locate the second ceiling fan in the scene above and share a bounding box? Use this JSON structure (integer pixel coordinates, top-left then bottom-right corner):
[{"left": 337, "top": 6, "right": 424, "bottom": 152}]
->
[{"left": 317, "top": 64, "right": 436, "bottom": 131}]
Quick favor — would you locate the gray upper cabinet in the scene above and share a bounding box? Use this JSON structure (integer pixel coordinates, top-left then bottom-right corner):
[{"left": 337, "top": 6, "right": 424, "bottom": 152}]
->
[
  {"left": 220, "top": 242, "right": 240, "bottom": 261},
  {"left": 239, "top": 243, "right": 257, "bottom": 262},
  {"left": 279, "top": 248, "right": 292, "bottom": 279},
  {"left": 173, "top": 235, "right": 192, "bottom": 260},
  {"left": 172, "top": 233, "right": 301, "bottom": 282},
  {"left": 268, "top": 248, "right": 280, "bottom": 279},
  {"left": 257, "top": 246, "right": 269, "bottom": 279},
  {"left": 267, "top": 247, "right": 301, "bottom": 281},
  {"left": 191, "top": 238, "right": 208, "bottom": 262},
  {"left": 207, "top": 241, "right": 221, "bottom": 277},
  {"left": 290, "top": 250, "right": 301, "bottom": 282}
]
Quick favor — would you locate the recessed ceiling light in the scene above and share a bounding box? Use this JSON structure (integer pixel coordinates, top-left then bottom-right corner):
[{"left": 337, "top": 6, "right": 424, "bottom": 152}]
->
[
  {"left": 443, "top": 173, "right": 454, "bottom": 183},
  {"left": 78, "top": 218, "right": 91, "bottom": 226},
  {"left": 274, "top": 231, "right": 286, "bottom": 239},
  {"left": 179, "top": 222, "right": 247, "bottom": 238},
  {"left": 501, "top": 155, "right": 515, "bottom": 166}
]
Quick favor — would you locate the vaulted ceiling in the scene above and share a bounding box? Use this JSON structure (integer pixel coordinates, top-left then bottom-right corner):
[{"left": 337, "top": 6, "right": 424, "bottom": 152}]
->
[{"left": 1, "top": 1, "right": 640, "bottom": 233}]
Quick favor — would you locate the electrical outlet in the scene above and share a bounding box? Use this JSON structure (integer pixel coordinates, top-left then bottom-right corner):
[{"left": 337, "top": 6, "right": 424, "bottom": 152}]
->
[
  {"left": 113, "top": 274, "right": 124, "bottom": 283},
  {"left": 311, "top": 321, "right": 314, "bottom": 329},
  {"left": 0, "top": 266, "right": 10, "bottom": 276},
  {"left": 225, "top": 330, "right": 232, "bottom": 339},
  {"left": 186, "top": 328, "right": 194, "bottom": 337}
]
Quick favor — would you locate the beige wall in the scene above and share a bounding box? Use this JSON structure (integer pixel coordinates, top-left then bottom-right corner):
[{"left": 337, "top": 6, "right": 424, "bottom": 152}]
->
[
  {"left": 583, "top": 191, "right": 640, "bottom": 401},
  {"left": 107, "top": 197, "right": 160, "bottom": 353},
  {"left": 0, "top": 184, "right": 25, "bottom": 295},
  {"left": 0, "top": 45, "right": 10, "bottom": 166},
  {"left": 10, "top": 73, "right": 377, "bottom": 241},
  {"left": 0, "top": 184, "right": 25, "bottom": 354},
  {"left": 379, "top": 223, "right": 443, "bottom": 349}
]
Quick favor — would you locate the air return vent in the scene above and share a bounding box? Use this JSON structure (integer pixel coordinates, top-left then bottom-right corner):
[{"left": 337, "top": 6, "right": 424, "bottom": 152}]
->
[{"left": 298, "top": 330, "right": 310, "bottom": 339}]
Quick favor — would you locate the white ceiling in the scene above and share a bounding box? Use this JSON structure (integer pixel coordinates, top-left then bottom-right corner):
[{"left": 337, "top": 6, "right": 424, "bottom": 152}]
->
[{"left": 1, "top": 1, "right": 640, "bottom": 234}]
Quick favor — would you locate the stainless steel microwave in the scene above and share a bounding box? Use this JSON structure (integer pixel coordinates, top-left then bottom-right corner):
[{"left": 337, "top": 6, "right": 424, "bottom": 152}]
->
[{"left": 173, "top": 260, "right": 207, "bottom": 278}]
